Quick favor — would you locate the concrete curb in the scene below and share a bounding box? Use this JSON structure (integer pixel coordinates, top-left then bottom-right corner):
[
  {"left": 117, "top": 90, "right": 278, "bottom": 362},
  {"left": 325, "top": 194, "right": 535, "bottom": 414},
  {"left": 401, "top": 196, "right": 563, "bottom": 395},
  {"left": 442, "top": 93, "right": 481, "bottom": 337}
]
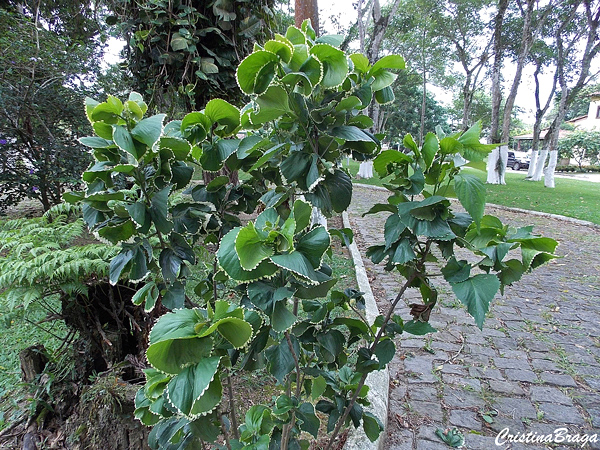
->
[
  {"left": 341, "top": 211, "right": 389, "bottom": 450},
  {"left": 353, "top": 182, "right": 600, "bottom": 230}
]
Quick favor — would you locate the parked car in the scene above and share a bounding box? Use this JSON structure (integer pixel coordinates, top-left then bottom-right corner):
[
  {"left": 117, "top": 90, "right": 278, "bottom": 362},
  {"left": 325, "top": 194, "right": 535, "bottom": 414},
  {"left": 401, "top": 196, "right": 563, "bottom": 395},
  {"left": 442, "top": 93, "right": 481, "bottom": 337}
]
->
[{"left": 507, "top": 151, "right": 530, "bottom": 171}]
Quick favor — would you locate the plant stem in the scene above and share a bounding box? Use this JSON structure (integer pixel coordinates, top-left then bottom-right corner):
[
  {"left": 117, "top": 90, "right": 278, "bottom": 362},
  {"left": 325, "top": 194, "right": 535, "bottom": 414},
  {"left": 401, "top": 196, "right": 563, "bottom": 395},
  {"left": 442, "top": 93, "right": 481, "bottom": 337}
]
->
[
  {"left": 226, "top": 371, "right": 240, "bottom": 440},
  {"left": 324, "top": 271, "right": 418, "bottom": 450},
  {"left": 219, "top": 411, "right": 232, "bottom": 450},
  {"left": 281, "top": 330, "right": 302, "bottom": 450}
]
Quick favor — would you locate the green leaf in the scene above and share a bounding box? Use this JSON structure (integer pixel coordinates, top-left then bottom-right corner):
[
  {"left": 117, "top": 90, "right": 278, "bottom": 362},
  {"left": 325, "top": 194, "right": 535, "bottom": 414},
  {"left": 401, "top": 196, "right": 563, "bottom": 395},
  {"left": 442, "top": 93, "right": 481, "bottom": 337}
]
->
[
  {"left": 271, "top": 251, "right": 322, "bottom": 283},
  {"left": 272, "top": 301, "right": 297, "bottom": 332},
  {"left": 99, "top": 219, "right": 135, "bottom": 244},
  {"left": 362, "top": 412, "right": 384, "bottom": 442},
  {"left": 375, "top": 86, "right": 395, "bottom": 105},
  {"left": 113, "top": 125, "right": 138, "bottom": 160},
  {"left": 454, "top": 173, "right": 486, "bottom": 228},
  {"left": 132, "top": 282, "right": 159, "bottom": 311},
  {"left": 296, "top": 226, "right": 330, "bottom": 268},
  {"left": 264, "top": 39, "right": 293, "bottom": 62},
  {"left": 458, "top": 121, "right": 498, "bottom": 161},
  {"left": 205, "top": 99, "right": 240, "bottom": 136},
  {"left": 350, "top": 53, "right": 370, "bottom": 73},
  {"left": 370, "top": 54, "right": 405, "bottom": 73},
  {"left": 235, "top": 222, "right": 274, "bottom": 270},
  {"left": 148, "top": 337, "right": 213, "bottom": 375},
  {"left": 265, "top": 337, "right": 299, "bottom": 383},
  {"left": 297, "top": 403, "right": 320, "bottom": 438},
  {"left": 170, "top": 32, "right": 189, "bottom": 51},
  {"left": 251, "top": 85, "right": 291, "bottom": 124},
  {"left": 181, "top": 112, "right": 210, "bottom": 144},
  {"left": 160, "top": 249, "right": 181, "bottom": 281},
  {"left": 159, "top": 137, "right": 191, "bottom": 160},
  {"left": 451, "top": 274, "right": 500, "bottom": 329},
  {"left": 217, "top": 228, "right": 278, "bottom": 282},
  {"left": 79, "top": 136, "right": 114, "bottom": 148},
  {"left": 149, "top": 308, "right": 202, "bottom": 345},
  {"left": 325, "top": 169, "right": 353, "bottom": 213},
  {"left": 373, "top": 338, "right": 395, "bottom": 367},
  {"left": 403, "top": 320, "right": 437, "bottom": 335},
  {"left": 371, "top": 70, "right": 397, "bottom": 91},
  {"left": 390, "top": 239, "right": 416, "bottom": 264},
  {"left": 109, "top": 248, "right": 135, "bottom": 285},
  {"left": 236, "top": 51, "right": 279, "bottom": 94},
  {"left": 422, "top": 132, "right": 438, "bottom": 169},
  {"left": 150, "top": 186, "right": 173, "bottom": 234},
  {"left": 441, "top": 258, "right": 471, "bottom": 283},
  {"left": 373, "top": 150, "right": 411, "bottom": 177},
  {"left": 131, "top": 114, "right": 165, "bottom": 148},
  {"left": 331, "top": 126, "right": 375, "bottom": 142},
  {"left": 166, "top": 357, "right": 221, "bottom": 416},
  {"left": 309, "top": 44, "right": 348, "bottom": 88}
]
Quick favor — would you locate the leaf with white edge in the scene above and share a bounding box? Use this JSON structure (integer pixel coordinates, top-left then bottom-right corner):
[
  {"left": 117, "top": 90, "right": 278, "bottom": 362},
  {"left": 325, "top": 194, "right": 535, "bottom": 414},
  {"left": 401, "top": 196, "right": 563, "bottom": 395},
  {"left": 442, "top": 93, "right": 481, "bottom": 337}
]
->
[
  {"left": 166, "top": 357, "right": 221, "bottom": 416},
  {"left": 236, "top": 51, "right": 279, "bottom": 94},
  {"left": 271, "top": 251, "right": 322, "bottom": 283},
  {"left": 454, "top": 173, "right": 486, "bottom": 228},
  {"left": 324, "top": 169, "right": 353, "bottom": 213},
  {"left": 265, "top": 337, "right": 299, "bottom": 383},
  {"left": 297, "top": 403, "right": 320, "bottom": 438},
  {"left": 362, "top": 412, "right": 384, "bottom": 442},
  {"left": 296, "top": 226, "right": 330, "bottom": 268},
  {"left": 371, "top": 70, "right": 397, "bottom": 91},
  {"left": 298, "top": 56, "right": 323, "bottom": 86},
  {"left": 84, "top": 97, "right": 100, "bottom": 122},
  {"left": 205, "top": 99, "right": 240, "bottom": 136},
  {"left": 309, "top": 44, "right": 348, "bottom": 88},
  {"left": 199, "top": 317, "right": 253, "bottom": 348},
  {"left": 149, "top": 308, "right": 203, "bottom": 345},
  {"left": 451, "top": 274, "right": 500, "bottom": 329},
  {"left": 350, "top": 53, "right": 370, "bottom": 73},
  {"left": 147, "top": 337, "right": 213, "bottom": 375},
  {"left": 113, "top": 125, "right": 138, "bottom": 160},
  {"left": 251, "top": 85, "right": 291, "bottom": 124},
  {"left": 181, "top": 112, "right": 210, "bottom": 144},
  {"left": 159, "top": 248, "right": 181, "bottom": 281},
  {"left": 217, "top": 228, "right": 278, "bottom": 282},
  {"left": 99, "top": 219, "right": 135, "bottom": 245},
  {"left": 235, "top": 222, "right": 274, "bottom": 271},
  {"left": 159, "top": 137, "right": 191, "bottom": 160},
  {"left": 375, "top": 86, "right": 395, "bottom": 105},
  {"left": 132, "top": 282, "right": 159, "bottom": 310},
  {"left": 370, "top": 54, "right": 405, "bottom": 73},
  {"left": 272, "top": 301, "right": 297, "bottom": 332},
  {"left": 150, "top": 185, "right": 173, "bottom": 234},
  {"left": 293, "top": 199, "right": 312, "bottom": 233},
  {"left": 315, "top": 34, "right": 344, "bottom": 47},
  {"left": 330, "top": 126, "right": 375, "bottom": 142},
  {"left": 285, "top": 26, "right": 306, "bottom": 45},
  {"left": 264, "top": 39, "right": 293, "bottom": 62},
  {"left": 131, "top": 114, "right": 165, "bottom": 148},
  {"left": 79, "top": 136, "right": 114, "bottom": 148},
  {"left": 109, "top": 248, "right": 134, "bottom": 284}
]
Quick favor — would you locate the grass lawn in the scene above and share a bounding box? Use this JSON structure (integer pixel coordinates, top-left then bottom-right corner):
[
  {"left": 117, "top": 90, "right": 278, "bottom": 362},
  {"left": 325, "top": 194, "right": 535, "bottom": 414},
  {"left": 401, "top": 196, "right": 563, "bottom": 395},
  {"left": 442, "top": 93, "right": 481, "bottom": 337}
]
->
[{"left": 344, "top": 159, "right": 600, "bottom": 225}]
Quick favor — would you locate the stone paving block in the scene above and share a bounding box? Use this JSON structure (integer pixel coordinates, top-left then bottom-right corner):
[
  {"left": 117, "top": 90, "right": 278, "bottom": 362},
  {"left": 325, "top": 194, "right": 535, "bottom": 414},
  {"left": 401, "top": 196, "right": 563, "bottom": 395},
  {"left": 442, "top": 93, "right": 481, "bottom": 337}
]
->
[
  {"left": 531, "top": 358, "right": 561, "bottom": 371},
  {"left": 493, "top": 337, "right": 519, "bottom": 348},
  {"left": 498, "top": 350, "right": 529, "bottom": 360},
  {"left": 585, "top": 376, "right": 600, "bottom": 391},
  {"left": 443, "top": 386, "right": 485, "bottom": 409},
  {"left": 488, "top": 379, "right": 525, "bottom": 396},
  {"left": 405, "top": 400, "right": 444, "bottom": 422},
  {"left": 464, "top": 434, "right": 507, "bottom": 450},
  {"left": 444, "top": 375, "right": 481, "bottom": 391},
  {"left": 464, "top": 344, "right": 497, "bottom": 357},
  {"left": 416, "top": 438, "right": 450, "bottom": 450},
  {"left": 529, "top": 351, "right": 553, "bottom": 360},
  {"left": 449, "top": 409, "right": 482, "bottom": 431},
  {"left": 522, "top": 340, "right": 551, "bottom": 352},
  {"left": 386, "top": 429, "right": 414, "bottom": 450},
  {"left": 495, "top": 397, "right": 538, "bottom": 420},
  {"left": 540, "top": 372, "right": 578, "bottom": 387},
  {"left": 482, "top": 328, "right": 507, "bottom": 338},
  {"left": 440, "top": 363, "right": 468, "bottom": 376},
  {"left": 469, "top": 367, "right": 504, "bottom": 380},
  {"left": 401, "top": 339, "right": 426, "bottom": 348},
  {"left": 574, "top": 364, "right": 600, "bottom": 377},
  {"left": 538, "top": 403, "right": 585, "bottom": 425},
  {"left": 488, "top": 417, "right": 526, "bottom": 435},
  {"left": 530, "top": 386, "right": 573, "bottom": 405},
  {"left": 494, "top": 357, "right": 533, "bottom": 371},
  {"left": 406, "top": 385, "right": 438, "bottom": 402},
  {"left": 505, "top": 368, "right": 538, "bottom": 383}
]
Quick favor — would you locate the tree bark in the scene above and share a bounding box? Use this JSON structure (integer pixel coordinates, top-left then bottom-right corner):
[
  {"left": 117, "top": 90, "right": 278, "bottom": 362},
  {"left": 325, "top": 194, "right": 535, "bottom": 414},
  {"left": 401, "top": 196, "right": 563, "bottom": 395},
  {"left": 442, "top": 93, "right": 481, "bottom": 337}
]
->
[{"left": 295, "top": 0, "right": 319, "bottom": 34}]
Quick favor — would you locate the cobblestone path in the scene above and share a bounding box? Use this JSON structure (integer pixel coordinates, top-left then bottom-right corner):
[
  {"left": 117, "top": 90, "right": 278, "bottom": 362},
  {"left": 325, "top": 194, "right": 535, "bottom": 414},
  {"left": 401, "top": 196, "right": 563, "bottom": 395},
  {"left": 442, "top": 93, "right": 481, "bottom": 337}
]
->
[{"left": 347, "top": 185, "right": 600, "bottom": 450}]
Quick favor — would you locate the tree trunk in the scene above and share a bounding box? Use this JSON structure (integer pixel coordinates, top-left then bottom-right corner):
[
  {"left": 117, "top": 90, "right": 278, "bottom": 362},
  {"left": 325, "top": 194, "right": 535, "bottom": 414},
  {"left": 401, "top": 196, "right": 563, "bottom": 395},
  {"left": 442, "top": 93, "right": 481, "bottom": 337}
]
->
[
  {"left": 531, "top": 147, "right": 548, "bottom": 181},
  {"left": 544, "top": 150, "right": 558, "bottom": 187},
  {"left": 295, "top": 0, "right": 319, "bottom": 34}
]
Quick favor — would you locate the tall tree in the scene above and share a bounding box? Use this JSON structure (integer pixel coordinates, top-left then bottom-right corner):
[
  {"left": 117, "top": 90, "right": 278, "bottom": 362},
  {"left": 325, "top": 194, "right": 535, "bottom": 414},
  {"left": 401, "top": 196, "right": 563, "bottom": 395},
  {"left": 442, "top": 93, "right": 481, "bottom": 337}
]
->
[
  {"left": 530, "top": 0, "right": 600, "bottom": 187},
  {"left": 295, "top": 0, "right": 319, "bottom": 32},
  {"left": 437, "top": 0, "right": 493, "bottom": 130},
  {"left": 0, "top": 2, "right": 105, "bottom": 212},
  {"left": 487, "top": 0, "right": 554, "bottom": 184}
]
